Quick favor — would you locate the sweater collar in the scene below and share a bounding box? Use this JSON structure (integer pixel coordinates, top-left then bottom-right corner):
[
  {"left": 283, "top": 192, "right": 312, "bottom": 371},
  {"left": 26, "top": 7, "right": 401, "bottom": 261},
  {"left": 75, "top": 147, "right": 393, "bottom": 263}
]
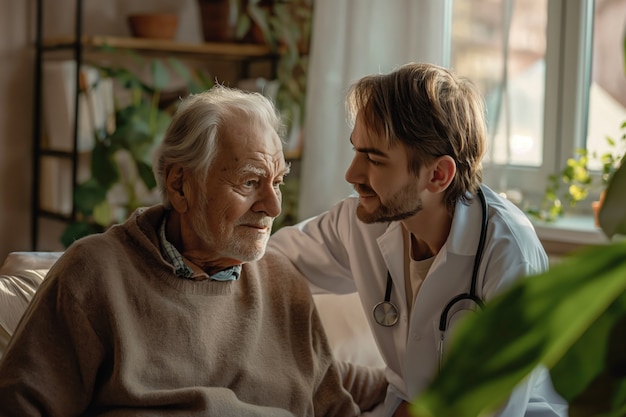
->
[{"left": 158, "top": 214, "right": 241, "bottom": 281}]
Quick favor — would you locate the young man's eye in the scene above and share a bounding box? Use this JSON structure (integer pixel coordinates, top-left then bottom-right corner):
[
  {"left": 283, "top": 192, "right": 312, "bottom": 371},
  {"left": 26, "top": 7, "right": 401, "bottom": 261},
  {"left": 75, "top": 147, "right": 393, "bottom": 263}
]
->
[{"left": 367, "top": 155, "right": 382, "bottom": 166}]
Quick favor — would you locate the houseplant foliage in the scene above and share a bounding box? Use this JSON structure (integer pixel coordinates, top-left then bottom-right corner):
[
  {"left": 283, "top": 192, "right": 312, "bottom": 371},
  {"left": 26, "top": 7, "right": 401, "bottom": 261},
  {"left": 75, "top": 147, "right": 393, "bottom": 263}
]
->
[
  {"left": 526, "top": 123, "right": 626, "bottom": 222},
  {"left": 235, "top": 0, "right": 312, "bottom": 137},
  {"left": 60, "top": 51, "right": 213, "bottom": 248},
  {"left": 410, "top": 160, "right": 626, "bottom": 416}
]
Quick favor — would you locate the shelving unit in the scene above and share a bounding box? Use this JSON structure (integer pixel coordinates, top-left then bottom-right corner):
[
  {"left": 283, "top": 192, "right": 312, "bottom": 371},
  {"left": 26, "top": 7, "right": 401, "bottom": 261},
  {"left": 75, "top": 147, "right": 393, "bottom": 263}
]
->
[{"left": 31, "top": 0, "right": 279, "bottom": 250}]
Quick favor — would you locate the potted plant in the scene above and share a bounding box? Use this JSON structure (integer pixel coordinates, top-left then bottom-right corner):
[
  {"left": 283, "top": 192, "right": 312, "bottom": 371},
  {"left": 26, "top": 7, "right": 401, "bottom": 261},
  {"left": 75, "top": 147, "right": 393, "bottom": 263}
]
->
[
  {"left": 60, "top": 50, "right": 213, "bottom": 247},
  {"left": 527, "top": 123, "right": 626, "bottom": 223}
]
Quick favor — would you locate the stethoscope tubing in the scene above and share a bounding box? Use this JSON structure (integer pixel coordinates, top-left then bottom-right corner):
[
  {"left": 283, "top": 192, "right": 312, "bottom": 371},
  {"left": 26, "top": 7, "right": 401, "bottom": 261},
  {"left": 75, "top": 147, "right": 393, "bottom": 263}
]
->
[{"left": 438, "top": 187, "right": 488, "bottom": 331}]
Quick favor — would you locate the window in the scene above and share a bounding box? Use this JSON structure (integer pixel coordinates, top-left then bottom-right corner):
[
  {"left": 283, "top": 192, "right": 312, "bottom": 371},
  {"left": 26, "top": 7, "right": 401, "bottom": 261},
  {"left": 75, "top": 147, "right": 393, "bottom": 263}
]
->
[
  {"left": 450, "top": 0, "right": 625, "bottom": 209},
  {"left": 451, "top": 0, "right": 547, "bottom": 168}
]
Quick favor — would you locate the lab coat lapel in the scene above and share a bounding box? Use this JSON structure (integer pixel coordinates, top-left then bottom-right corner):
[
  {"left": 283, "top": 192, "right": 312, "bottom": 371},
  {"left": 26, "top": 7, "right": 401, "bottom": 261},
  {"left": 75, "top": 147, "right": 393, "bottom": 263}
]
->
[
  {"left": 377, "top": 222, "right": 408, "bottom": 309},
  {"left": 376, "top": 221, "right": 411, "bottom": 384}
]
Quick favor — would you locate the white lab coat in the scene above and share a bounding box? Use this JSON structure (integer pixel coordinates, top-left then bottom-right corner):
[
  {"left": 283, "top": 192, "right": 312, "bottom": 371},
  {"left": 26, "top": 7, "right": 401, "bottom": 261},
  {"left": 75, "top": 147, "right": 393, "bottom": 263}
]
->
[{"left": 269, "top": 185, "right": 568, "bottom": 417}]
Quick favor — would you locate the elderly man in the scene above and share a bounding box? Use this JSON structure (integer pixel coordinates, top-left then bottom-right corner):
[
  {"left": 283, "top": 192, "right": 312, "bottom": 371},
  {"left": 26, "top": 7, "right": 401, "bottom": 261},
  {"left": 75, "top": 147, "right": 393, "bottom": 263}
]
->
[{"left": 0, "top": 85, "right": 385, "bottom": 416}]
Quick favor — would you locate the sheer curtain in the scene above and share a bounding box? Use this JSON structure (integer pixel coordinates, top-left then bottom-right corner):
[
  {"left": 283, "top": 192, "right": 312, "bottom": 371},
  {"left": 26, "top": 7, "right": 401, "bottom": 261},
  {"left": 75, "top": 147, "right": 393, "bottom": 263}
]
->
[{"left": 298, "top": 0, "right": 451, "bottom": 220}]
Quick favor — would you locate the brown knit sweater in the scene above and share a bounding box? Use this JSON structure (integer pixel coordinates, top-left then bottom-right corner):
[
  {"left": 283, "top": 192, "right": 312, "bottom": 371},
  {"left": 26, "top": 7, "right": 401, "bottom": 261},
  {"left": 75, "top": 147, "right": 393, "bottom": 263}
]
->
[{"left": 0, "top": 205, "right": 386, "bottom": 416}]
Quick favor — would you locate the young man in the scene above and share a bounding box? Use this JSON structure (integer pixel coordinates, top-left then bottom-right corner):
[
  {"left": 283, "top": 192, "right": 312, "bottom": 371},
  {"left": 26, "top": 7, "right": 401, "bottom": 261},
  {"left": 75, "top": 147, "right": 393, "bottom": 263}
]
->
[
  {"left": 270, "top": 63, "right": 568, "bottom": 417},
  {"left": 0, "top": 85, "right": 386, "bottom": 416}
]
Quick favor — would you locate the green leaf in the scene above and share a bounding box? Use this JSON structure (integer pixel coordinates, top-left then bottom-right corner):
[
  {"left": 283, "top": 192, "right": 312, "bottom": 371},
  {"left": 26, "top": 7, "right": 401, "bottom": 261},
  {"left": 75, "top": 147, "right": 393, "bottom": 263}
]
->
[
  {"left": 109, "top": 67, "right": 144, "bottom": 91},
  {"left": 553, "top": 303, "right": 626, "bottom": 417},
  {"left": 167, "top": 59, "right": 213, "bottom": 94},
  {"left": 183, "top": 68, "right": 215, "bottom": 95},
  {"left": 599, "top": 163, "right": 626, "bottom": 239},
  {"left": 60, "top": 222, "right": 103, "bottom": 248},
  {"left": 150, "top": 59, "right": 170, "bottom": 91},
  {"left": 91, "top": 140, "right": 120, "bottom": 189},
  {"left": 167, "top": 57, "right": 191, "bottom": 80},
  {"left": 74, "top": 179, "right": 107, "bottom": 216},
  {"left": 235, "top": 13, "right": 252, "bottom": 39},
  {"left": 189, "top": 68, "right": 215, "bottom": 94},
  {"left": 248, "top": 3, "right": 275, "bottom": 47},
  {"left": 137, "top": 160, "right": 157, "bottom": 190},
  {"left": 411, "top": 241, "right": 626, "bottom": 417},
  {"left": 92, "top": 200, "right": 112, "bottom": 227}
]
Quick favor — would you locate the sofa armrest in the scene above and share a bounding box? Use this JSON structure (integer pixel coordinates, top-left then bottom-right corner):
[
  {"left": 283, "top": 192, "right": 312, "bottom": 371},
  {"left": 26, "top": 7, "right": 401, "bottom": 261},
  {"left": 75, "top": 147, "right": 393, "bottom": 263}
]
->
[{"left": 0, "top": 251, "right": 63, "bottom": 358}]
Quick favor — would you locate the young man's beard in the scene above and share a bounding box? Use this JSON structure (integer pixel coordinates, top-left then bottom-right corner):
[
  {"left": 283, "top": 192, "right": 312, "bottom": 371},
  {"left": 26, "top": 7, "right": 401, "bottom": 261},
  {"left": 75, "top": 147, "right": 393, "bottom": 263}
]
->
[{"left": 356, "top": 183, "right": 423, "bottom": 224}]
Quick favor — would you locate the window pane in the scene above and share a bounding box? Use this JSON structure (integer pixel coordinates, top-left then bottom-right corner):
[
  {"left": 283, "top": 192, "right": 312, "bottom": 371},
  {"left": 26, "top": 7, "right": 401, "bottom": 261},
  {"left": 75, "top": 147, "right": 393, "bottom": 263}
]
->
[
  {"left": 586, "top": 0, "right": 626, "bottom": 171},
  {"left": 451, "top": 0, "right": 547, "bottom": 167}
]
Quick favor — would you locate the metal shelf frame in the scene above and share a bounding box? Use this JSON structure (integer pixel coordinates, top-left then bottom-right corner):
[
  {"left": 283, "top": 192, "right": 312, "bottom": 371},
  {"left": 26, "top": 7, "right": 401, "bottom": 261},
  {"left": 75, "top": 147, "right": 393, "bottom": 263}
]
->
[{"left": 31, "top": 0, "right": 83, "bottom": 250}]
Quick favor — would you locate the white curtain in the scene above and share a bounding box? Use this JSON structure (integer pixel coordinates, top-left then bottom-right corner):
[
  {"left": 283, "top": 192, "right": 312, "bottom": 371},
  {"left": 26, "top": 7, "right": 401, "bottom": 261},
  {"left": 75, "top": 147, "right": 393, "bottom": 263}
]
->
[{"left": 298, "top": 0, "right": 452, "bottom": 220}]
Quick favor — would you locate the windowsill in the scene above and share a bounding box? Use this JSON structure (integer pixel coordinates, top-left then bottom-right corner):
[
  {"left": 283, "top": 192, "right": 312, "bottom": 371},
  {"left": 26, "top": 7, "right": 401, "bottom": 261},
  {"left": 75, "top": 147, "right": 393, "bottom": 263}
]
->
[
  {"left": 530, "top": 214, "right": 611, "bottom": 260},
  {"left": 532, "top": 215, "right": 608, "bottom": 246}
]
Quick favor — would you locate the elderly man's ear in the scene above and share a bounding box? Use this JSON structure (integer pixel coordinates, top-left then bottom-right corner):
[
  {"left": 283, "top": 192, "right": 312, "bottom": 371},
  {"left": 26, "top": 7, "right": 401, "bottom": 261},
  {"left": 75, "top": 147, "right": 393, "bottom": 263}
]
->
[{"left": 165, "top": 165, "right": 189, "bottom": 213}]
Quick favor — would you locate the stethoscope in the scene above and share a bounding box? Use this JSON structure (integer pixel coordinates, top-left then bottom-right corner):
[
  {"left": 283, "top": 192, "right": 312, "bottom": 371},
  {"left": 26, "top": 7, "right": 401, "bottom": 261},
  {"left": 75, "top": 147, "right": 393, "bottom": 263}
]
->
[{"left": 372, "top": 187, "right": 488, "bottom": 329}]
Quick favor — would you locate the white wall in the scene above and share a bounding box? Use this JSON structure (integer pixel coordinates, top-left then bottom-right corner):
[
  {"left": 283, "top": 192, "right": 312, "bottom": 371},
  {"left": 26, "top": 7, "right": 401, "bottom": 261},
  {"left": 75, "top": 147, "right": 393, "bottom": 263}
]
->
[{"left": 0, "top": 0, "right": 205, "bottom": 262}]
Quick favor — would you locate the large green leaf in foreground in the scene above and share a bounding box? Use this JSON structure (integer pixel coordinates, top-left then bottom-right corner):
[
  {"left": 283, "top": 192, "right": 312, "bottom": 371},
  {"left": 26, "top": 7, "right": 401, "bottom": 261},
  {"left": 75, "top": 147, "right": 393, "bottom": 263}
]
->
[{"left": 411, "top": 241, "right": 626, "bottom": 417}]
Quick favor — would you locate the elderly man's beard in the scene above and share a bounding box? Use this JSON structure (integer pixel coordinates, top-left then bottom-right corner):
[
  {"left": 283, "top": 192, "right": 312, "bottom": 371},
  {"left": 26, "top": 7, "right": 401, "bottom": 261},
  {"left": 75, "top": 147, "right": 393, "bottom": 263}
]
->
[
  {"left": 355, "top": 183, "right": 423, "bottom": 224},
  {"left": 190, "top": 194, "right": 274, "bottom": 263}
]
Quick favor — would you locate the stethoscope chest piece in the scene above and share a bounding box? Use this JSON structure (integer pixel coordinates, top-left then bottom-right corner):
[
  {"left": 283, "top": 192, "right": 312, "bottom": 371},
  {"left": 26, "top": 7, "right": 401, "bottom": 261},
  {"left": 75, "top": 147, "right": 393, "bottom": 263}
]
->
[
  {"left": 374, "top": 271, "right": 399, "bottom": 326},
  {"left": 373, "top": 300, "right": 399, "bottom": 327}
]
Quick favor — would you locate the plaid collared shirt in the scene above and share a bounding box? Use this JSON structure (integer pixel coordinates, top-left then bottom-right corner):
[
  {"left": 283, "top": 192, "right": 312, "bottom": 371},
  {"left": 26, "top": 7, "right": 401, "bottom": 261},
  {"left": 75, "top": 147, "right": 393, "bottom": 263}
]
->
[{"left": 159, "top": 217, "right": 240, "bottom": 281}]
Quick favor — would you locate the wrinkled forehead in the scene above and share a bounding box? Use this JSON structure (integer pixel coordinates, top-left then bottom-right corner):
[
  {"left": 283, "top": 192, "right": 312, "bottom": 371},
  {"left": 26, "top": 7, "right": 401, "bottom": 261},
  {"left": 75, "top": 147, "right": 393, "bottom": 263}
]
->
[{"left": 218, "top": 129, "right": 286, "bottom": 174}]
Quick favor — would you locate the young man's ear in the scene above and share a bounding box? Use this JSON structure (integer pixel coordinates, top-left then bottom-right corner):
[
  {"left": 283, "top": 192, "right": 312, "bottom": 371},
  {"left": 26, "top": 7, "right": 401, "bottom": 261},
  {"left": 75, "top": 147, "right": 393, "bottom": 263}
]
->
[
  {"left": 426, "top": 155, "right": 456, "bottom": 193},
  {"left": 165, "top": 165, "right": 188, "bottom": 213}
]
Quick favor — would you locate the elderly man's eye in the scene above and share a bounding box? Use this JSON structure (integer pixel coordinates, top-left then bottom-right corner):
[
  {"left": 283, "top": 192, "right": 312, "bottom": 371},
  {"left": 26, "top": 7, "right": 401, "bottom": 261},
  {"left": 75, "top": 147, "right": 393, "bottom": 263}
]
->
[{"left": 273, "top": 179, "right": 284, "bottom": 189}]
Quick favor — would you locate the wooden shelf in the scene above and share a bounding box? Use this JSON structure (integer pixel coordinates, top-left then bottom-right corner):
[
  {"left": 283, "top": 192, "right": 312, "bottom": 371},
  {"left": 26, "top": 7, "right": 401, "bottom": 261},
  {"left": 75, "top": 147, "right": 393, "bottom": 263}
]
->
[{"left": 42, "top": 35, "right": 276, "bottom": 60}]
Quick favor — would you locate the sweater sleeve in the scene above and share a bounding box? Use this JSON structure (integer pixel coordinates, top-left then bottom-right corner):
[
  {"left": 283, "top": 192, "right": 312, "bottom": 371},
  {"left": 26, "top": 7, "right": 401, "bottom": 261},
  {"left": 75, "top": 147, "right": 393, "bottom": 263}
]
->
[
  {"left": 307, "top": 303, "right": 387, "bottom": 416},
  {"left": 336, "top": 361, "right": 388, "bottom": 412}
]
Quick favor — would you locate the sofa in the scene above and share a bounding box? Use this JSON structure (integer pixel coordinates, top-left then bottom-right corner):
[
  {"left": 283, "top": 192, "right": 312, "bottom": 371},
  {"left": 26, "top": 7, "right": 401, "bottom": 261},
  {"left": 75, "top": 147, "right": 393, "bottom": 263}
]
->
[{"left": 0, "top": 251, "right": 386, "bottom": 412}]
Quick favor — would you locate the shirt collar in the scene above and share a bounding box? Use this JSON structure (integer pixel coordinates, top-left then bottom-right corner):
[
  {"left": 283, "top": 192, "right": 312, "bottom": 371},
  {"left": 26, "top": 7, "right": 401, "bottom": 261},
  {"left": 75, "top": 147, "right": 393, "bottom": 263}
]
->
[{"left": 159, "top": 216, "right": 241, "bottom": 281}]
